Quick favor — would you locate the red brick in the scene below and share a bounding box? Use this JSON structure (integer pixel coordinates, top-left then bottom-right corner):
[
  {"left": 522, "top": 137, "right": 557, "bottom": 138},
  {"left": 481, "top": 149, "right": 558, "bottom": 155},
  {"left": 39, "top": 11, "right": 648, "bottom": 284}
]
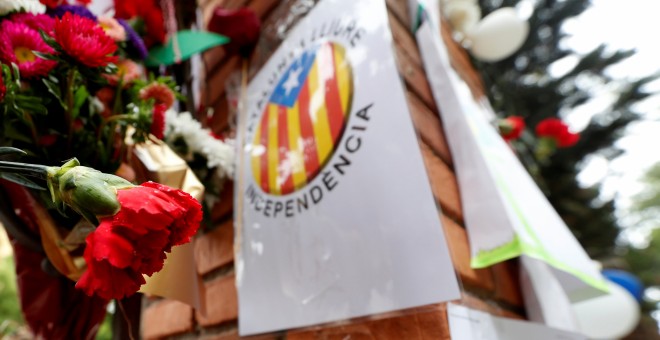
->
[
  {"left": 210, "top": 183, "right": 235, "bottom": 221},
  {"left": 209, "top": 95, "right": 231, "bottom": 133},
  {"left": 386, "top": 0, "right": 412, "bottom": 29},
  {"left": 388, "top": 12, "right": 422, "bottom": 67},
  {"left": 496, "top": 308, "right": 525, "bottom": 320},
  {"left": 406, "top": 91, "right": 453, "bottom": 166},
  {"left": 419, "top": 142, "right": 463, "bottom": 221},
  {"left": 457, "top": 293, "right": 496, "bottom": 313},
  {"left": 142, "top": 300, "right": 194, "bottom": 339},
  {"left": 441, "top": 216, "right": 494, "bottom": 291},
  {"left": 439, "top": 20, "right": 486, "bottom": 99},
  {"left": 196, "top": 275, "right": 238, "bottom": 326},
  {"left": 203, "top": 46, "right": 227, "bottom": 77},
  {"left": 491, "top": 260, "right": 524, "bottom": 307},
  {"left": 207, "top": 56, "right": 241, "bottom": 107},
  {"left": 201, "top": 330, "right": 279, "bottom": 340},
  {"left": 288, "top": 305, "right": 449, "bottom": 340},
  {"left": 247, "top": 0, "right": 280, "bottom": 17},
  {"left": 195, "top": 220, "right": 234, "bottom": 275},
  {"left": 393, "top": 36, "right": 438, "bottom": 113}
]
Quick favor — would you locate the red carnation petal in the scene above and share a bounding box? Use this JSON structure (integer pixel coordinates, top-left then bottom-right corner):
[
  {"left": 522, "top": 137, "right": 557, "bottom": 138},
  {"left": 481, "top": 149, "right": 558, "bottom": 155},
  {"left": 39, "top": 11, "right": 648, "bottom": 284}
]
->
[
  {"left": 90, "top": 223, "right": 135, "bottom": 268},
  {"left": 76, "top": 259, "right": 144, "bottom": 300},
  {"left": 141, "top": 181, "right": 203, "bottom": 246}
]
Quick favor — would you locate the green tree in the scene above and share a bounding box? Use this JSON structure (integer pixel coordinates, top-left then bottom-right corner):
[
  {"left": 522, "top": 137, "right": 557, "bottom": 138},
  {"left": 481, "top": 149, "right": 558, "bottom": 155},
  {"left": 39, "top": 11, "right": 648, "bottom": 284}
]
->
[
  {"left": 474, "top": 0, "right": 658, "bottom": 259},
  {"left": 625, "top": 162, "right": 660, "bottom": 289}
]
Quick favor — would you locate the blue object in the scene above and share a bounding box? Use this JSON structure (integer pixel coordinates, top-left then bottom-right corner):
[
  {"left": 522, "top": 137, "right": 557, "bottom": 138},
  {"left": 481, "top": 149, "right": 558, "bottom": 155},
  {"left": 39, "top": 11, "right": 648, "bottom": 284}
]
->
[{"left": 603, "top": 269, "right": 644, "bottom": 303}]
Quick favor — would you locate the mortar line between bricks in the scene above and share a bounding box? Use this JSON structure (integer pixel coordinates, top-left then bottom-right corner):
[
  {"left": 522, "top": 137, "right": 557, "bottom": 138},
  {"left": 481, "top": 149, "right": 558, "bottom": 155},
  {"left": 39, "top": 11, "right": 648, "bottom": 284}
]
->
[
  {"left": 202, "top": 262, "right": 235, "bottom": 282},
  {"left": 196, "top": 320, "right": 238, "bottom": 337},
  {"left": 386, "top": 3, "right": 412, "bottom": 42},
  {"left": 208, "top": 213, "right": 235, "bottom": 233},
  {"left": 443, "top": 211, "right": 465, "bottom": 230},
  {"left": 460, "top": 290, "right": 525, "bottom": 317},
  {"left": 412, "top": 101, "right": 456, "bottom": 169}
]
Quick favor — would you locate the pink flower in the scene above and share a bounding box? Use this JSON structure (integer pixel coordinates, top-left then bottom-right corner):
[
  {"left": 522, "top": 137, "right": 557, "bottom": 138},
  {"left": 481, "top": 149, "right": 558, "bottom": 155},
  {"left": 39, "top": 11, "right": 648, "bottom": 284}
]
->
[
  {"left": 103, "top": 59, "right": 141, "bottom": 86},
  {"left": 54, "top": 13, "right": 118, "bottom": 68},
  {"left": 98, "top": 16, "right": 126, "bottom": 42},
  {"left": 139, "top": 82, "right": 175, "bottom": 109},
  {"left": 10, "top": 13, "right": 56, "bottom": 36},
  {"left": 0, "top": 21, "right": 56, "bottom": 78}
]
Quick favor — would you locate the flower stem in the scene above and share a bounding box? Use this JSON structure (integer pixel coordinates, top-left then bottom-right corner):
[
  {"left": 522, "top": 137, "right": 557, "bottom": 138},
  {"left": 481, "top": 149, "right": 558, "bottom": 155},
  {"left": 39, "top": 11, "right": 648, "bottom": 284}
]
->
[
  {"left": 65, "top": 68, "right": 76, "bottom": 154},
  {"left": 22, "top": 111, "right": 40, "bottom": 145}
]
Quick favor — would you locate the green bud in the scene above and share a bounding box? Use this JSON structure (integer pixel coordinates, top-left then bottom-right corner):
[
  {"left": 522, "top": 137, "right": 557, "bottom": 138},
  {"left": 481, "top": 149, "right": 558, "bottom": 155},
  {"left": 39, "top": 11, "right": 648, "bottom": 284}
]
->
[
  {"left": 47, "top": 159, "right": 135, "bottom": 225},
  {"left": 497, "top": 120, "right": 513, "bottom": 135},
  {"left": 534, "top": 137, "right": 557, "bottom": 163}
]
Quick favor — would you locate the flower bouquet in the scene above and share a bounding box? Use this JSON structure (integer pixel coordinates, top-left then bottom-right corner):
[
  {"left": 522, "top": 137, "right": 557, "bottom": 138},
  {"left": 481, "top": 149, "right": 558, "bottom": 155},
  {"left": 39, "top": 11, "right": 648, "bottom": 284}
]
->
[{"left": 0, "top": 0, "right": 219, "bottom": 337}]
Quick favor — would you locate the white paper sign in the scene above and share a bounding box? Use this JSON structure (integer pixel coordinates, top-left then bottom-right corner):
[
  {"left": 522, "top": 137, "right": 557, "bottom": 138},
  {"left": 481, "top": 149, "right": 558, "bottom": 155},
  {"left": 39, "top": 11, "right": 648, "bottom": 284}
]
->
[
  {"left": 519, "top": 256, "right": 579, "bottom": 332},
  {"left": 235, "top": 0, "right": 461, "bottom": 335},
  {"left": 410, "top": 0, "right": 607, "bottom": 301},
  {"left": 448, "top": 303, "right": 587, "bottom": 340}
]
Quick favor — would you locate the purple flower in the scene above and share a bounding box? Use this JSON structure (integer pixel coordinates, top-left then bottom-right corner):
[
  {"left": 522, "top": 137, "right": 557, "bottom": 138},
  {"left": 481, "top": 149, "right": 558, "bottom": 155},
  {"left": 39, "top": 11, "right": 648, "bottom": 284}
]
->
[
  {"left": 118, "top": 19, "right": 148, "bottom": 60},
  {"left": 49, "top": 5, "right": 97, "bottom": 21}
]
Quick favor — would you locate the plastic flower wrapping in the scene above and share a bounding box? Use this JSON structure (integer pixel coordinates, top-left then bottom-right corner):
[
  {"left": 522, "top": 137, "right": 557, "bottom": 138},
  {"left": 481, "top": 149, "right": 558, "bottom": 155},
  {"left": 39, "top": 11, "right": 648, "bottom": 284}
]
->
[{"left": 0, "top": 0, "right": 236, "bottom": 338}]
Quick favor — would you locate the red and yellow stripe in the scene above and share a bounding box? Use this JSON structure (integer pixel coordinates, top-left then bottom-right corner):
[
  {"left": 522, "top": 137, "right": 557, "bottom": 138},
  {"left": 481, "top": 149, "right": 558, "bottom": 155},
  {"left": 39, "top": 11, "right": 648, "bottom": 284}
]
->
[{"left": 250, "top": 42, "right": 352, "bottom": 195}]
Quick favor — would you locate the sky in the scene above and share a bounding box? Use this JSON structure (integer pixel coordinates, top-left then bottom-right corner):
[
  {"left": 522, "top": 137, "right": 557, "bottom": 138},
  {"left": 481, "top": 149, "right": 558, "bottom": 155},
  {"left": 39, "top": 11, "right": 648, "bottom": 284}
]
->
[{"left": 555, "top": 0, "right": 660, "bottom": 235}]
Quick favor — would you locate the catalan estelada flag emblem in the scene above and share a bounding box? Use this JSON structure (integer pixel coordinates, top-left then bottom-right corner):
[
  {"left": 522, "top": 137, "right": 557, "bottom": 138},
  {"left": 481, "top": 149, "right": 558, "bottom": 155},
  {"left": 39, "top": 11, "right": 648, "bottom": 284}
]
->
[{"left": 250, "top": 41, "right": 353, "bottom": 196}]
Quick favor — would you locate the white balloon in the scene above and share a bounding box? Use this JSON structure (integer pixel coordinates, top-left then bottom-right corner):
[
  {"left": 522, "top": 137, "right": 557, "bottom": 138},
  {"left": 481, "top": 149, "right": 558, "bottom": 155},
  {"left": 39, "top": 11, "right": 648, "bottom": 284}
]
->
[
  {"left": 467, "top": 7, "right": 529, "bottom": 62},
  {"left": 571, "top": 281, "right": 641, "bottom": 339}
]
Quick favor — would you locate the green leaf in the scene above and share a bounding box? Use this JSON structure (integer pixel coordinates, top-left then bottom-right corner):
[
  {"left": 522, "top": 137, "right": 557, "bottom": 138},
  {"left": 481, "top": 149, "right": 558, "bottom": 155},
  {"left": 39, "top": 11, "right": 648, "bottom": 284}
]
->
[
  {"left": 39, "top": 30, "right": 60, "bottom": 51},
  {"left": 145, "top": 30, "right": 229, "bottom": 67},
  {"left": 72, "top": 86, "right": 89, "bottom": 118},
  {"left": 32, "top": 51, "right": 60, "bottom": 61},
  {"left": 0, "top": 147, "right": 26, "bottom": 157},
  {"left": 42, "top": 77, "right": 66, "bottom": 109},
  {"left": 10, "top": 64, "right": 20, "bottom": 83},
  {"left": 4, "top": 127, "right": 32, "bottom": 144},
  {"left": 0, "top": 173, "right": 46, "bottom": 190}
]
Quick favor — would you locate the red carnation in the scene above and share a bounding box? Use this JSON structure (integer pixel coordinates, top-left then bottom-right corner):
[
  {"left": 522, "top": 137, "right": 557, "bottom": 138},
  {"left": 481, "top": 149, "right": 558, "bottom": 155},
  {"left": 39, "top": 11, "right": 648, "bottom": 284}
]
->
[
  {"left": 76, "top": 182, "right": 202, "bottom": 300},
  {"left": 54, "top": 13, "right": 118, "bottom": 68},
  {"left": 535, "top": 118, "right": 580, "bottom": 147},
  {"left": 150, "top": 103, "right": 166, "bottom": 140},
  {"left": 38, "top": 134, "right": 57, "bottom": 146},
  {"left": 114, "top": 0, "right": 139, "bottom": 18},
  {"left": 40, "top": 0, "right": 64, "bottom": 8},
  {"left": 208, "top": 7, "right": 261, "bottom": 58},
  {"left": 114, "top": 0, "right": 166, "bottom": 46},
  {"left": 499, "top": 116, "right": 525, "bottom": 141}
]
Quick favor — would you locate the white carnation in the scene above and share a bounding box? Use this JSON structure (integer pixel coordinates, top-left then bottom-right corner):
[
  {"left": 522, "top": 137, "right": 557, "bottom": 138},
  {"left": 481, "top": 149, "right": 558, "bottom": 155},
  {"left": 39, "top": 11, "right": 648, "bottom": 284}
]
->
[
  {"left": 165, "top": 110, "right": 235, "bottom": 180},
  {"left": 0, "top": 0, "right": 46, "bottom": 15}
]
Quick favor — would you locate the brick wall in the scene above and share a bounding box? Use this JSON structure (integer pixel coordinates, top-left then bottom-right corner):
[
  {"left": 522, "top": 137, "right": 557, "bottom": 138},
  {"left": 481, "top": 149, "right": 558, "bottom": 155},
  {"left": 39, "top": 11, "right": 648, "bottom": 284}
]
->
[{"left": 141, "top": 1, "right": 526, "bottom": 338}]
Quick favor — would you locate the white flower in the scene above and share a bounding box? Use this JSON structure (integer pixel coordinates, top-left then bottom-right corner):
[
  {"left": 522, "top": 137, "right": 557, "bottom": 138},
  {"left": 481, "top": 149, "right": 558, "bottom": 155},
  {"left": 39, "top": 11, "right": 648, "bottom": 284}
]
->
[
  {"left": 165, "top": 110, "right": 235, "bottom": 180},
  {"left": 443, "top": 1, "right": 481, "bottom": 34},
  {"left": 0, "top": 0, "right": 46, "bottom": 15}
]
